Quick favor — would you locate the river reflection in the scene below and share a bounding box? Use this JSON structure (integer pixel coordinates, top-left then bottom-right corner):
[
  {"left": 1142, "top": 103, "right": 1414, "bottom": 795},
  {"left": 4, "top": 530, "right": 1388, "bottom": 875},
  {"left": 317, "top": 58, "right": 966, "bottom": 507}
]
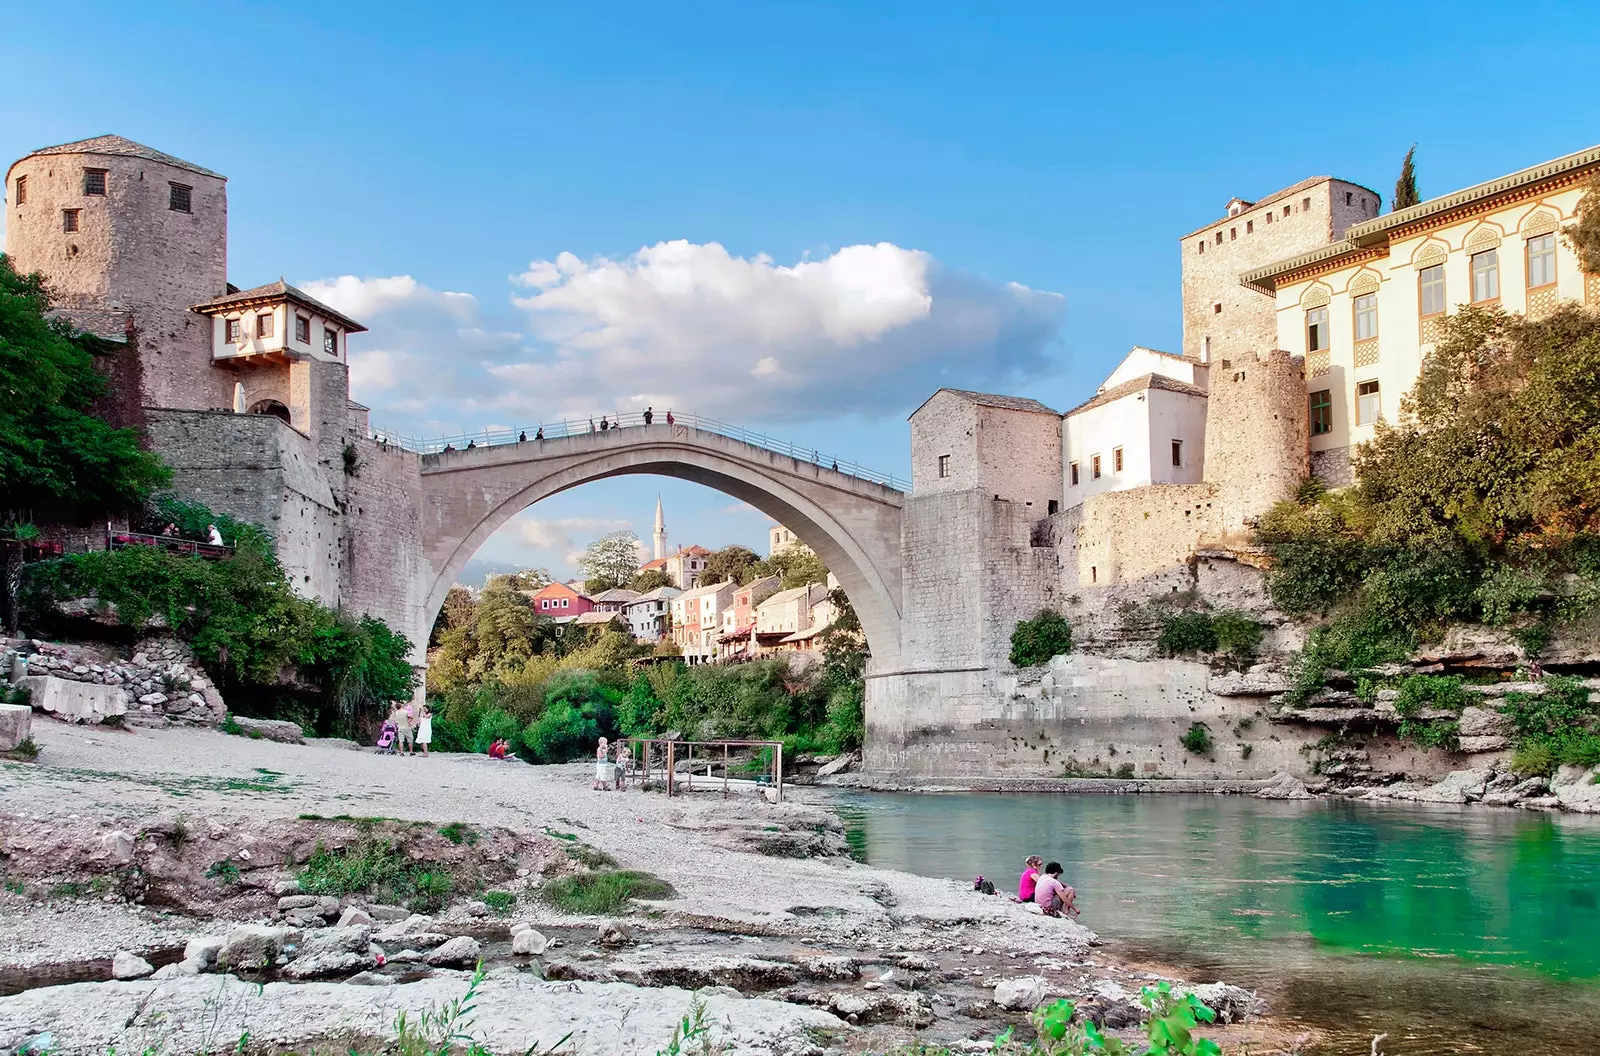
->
[{"left": 834, "top": 791, "right": 1600, "bottom": 1054}]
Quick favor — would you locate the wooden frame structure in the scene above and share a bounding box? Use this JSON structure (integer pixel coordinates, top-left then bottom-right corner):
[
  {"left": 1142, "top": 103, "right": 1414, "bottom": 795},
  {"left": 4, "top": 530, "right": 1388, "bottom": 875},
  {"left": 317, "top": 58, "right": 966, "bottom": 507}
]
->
[{"left": 625, "top": 738, "right": 784, "bottom": 803}]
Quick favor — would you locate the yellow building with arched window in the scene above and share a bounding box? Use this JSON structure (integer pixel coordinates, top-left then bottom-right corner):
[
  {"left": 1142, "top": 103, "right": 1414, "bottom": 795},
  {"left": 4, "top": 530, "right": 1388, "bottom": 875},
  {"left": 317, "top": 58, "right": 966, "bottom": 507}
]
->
[{"left": 1242, "top": 144, "right": 1600, "bottom": 485}]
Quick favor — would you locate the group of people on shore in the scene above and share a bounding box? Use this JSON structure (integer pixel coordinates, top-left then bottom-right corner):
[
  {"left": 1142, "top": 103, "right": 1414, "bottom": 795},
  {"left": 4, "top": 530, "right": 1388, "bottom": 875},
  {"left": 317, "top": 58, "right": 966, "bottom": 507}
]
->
[
  {"left": 381, "top": 701, "right": 433, "bottom": 756},
  {"left": 592, "top": 736, "right": 634, "bottom": 790},
  {"left": 976, "top": 855, "right": 1079, "bottom": 919}
]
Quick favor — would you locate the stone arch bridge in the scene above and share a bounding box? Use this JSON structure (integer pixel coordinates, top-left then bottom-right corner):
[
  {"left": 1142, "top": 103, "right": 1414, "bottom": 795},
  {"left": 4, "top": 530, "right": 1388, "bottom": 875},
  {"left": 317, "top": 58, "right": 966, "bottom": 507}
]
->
[{"left": 413, "top": 419, "right": 906, "bottom": 667}]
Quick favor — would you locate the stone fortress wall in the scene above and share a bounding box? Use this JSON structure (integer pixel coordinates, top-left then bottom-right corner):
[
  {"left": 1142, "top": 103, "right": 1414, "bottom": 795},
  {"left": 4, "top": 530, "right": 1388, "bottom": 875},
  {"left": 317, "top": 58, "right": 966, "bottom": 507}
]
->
[{"left": 4, "top": 138, "right": 423, "bottom": 663}]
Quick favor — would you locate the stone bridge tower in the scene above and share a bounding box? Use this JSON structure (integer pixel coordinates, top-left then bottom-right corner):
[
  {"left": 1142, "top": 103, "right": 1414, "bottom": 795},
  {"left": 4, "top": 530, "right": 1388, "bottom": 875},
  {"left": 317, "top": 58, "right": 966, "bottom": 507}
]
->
[{"left": 1202, "top": 348, "right": 1309, "bottom": 536}]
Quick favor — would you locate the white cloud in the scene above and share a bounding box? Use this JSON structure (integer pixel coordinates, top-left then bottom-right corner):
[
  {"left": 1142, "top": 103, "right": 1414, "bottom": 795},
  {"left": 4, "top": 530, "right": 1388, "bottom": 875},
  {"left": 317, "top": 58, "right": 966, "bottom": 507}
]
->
[
  {"left": 512, "top": 515, "right": 630, "bottom": 553},
  {"left": 301, "top": 242, "right": 1062, "bottom": 436}
]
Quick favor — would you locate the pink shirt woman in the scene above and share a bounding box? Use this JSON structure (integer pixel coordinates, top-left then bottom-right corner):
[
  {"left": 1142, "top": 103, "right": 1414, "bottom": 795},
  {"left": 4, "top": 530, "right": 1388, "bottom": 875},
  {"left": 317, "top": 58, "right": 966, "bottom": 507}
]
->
[{"left": 1018, "top": 855, "right": 1043, "bottom": 902}]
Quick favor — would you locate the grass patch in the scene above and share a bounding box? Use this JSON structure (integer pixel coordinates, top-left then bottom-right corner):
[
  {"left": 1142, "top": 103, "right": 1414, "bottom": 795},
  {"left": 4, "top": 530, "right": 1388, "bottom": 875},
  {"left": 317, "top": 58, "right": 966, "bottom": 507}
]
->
[
  {"left": 538, "top": 869, "right": 675, "bottom": 915},
  {"left": 438, "top": 821, "right": 479, "bottom": 845},
  {"left": 564, "top": 842, "right": 618, "bottom": 870},
  {"left": 542, "top": 826, "right": 579, "bottom": 842},
  {"left": 1179, "top": 722, "right": 1212, "bottom": 755},
  {"left": 297, "top": 836, "right": 455, "bottom": 912},
  {"left": 480, "top": 889, "right": 517, "bottom": 914},
  {"left": 3, "top": 737, "right": 40, "bottom": 761},
  {"left": 205, "top": 859, "right": 241, "bottom": 886}
]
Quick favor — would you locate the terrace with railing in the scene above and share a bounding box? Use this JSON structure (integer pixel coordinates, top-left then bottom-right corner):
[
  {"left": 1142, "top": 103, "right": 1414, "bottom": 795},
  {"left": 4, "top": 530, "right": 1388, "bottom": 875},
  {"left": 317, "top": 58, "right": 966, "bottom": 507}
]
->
[{"left": 370, "top": 410, "right": 910, "bottom": 491}]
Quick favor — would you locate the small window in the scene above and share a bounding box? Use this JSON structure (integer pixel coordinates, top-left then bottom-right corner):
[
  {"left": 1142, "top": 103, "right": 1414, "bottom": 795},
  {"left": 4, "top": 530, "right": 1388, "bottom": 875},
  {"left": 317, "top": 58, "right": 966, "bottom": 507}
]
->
[
  {"left": 1310, "top": 390, "right": 1332, "bottom": 435},
  {"left": 1091, "top": 455, "right": 1102, "bottom": 480},
  {"left": 1419, "top": 264, "right": 1446, "bottom": 316},
  {"left": 295, "top": 315, "right": 311, "bottom": 343},
  {"left": 1213, "top": 302, "right": 1222, "bottom": 315},
  {"left": 1048, "top": 499, "right": 1059, "bottom": 515},
  {"left": 1357, "top": 380, "right": 1381, "bottom": 426},
  {"left": 1353, "top": 292, "right": 1378, "bottom": 341},
  {"left": 1306, "top": 306, "right": 1329, "bottom": 352},
  {"left": 937, "top": 454, "right": 951, "bottom": 479},
  {"left": 323, "top": 328, "right": 338, "bottom": 356},
  {"left": 83, "top": 169, "right": 107, "bottom": 196},
  {"left": 1527, "top": 233, "right": 1556, "bottom": 289},
  {"left": 62, "top": 209, "right": 80, "bottom": 232},
  {"left": 168, "top": 183, "right": 192, "bottom": 212},
  {"left": 1171, "top": 439, "right": 1183, "bottom": 467},
  {"left": 1113, "top": 446, "right": 1124, "bottom": 473},
  {"left": 1471, "top": 249, "right": 1499, "bottom": 302},
  {"left": 1283, "top": 206, "right": 1291, "bottom": 218},
  {"left": 1302, "top": 197, "right": 1311, "bottom": 212},
  {"left": 1345, "top": 191, "right": 1353, "bottom": 206},
  {"left": 1265, "top": 211, "right": 1273, "bottom": 225},
  {"left": 562, "top": 598, "right": 569, "bottom": 608},
  {"left": 256, "top": 312, "right": 274, "bottom": 339},
  {"left": 1246, "top": 220, "right": 1254, "bottom": 233},
  {"left": 13, "top": 175, "right": 24, "bottom": 204},
  {"left": 1069, "top": 461, "right": 1079, "bottom": 486},
  {"left": 225, "top": 318, "right": 242, "bottom": 343},
  {"left": 1198, "top": 241, "right": 1205, "bottom": 255},
  {"left": 1229, "top": 227, "right": 1236, "bottom": 241}
]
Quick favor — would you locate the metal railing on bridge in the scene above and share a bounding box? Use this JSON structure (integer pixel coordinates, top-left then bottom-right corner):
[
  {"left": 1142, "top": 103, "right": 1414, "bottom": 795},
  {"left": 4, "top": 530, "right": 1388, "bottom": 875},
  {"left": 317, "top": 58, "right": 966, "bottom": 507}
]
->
[{"left": 370, "top": 410, "right": 910, "bottom": 491}]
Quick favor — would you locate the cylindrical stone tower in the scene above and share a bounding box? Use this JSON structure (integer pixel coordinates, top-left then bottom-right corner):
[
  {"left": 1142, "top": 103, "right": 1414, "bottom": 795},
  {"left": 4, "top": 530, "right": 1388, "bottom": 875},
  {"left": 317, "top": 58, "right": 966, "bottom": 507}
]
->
[
  {"left": 5, "top": 135, "right": 231, "bottom": 414},
  {"left": 1202, "top": 348, "right": 1310, "bottom": 534}
]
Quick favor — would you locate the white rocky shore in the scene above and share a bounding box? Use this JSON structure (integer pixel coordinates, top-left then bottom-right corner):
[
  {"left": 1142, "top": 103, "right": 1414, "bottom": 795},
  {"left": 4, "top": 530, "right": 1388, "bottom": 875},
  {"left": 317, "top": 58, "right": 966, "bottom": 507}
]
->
[{"left": 0, "top": 720, "right": 1288, "bottom": 1055}]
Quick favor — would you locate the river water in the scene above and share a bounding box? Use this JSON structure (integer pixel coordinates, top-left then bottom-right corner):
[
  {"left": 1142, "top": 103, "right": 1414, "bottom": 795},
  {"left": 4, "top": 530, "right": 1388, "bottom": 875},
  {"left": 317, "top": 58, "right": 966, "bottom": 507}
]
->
[{"left": 834, "top": 791, "right": 1600, "bottom": 1055}]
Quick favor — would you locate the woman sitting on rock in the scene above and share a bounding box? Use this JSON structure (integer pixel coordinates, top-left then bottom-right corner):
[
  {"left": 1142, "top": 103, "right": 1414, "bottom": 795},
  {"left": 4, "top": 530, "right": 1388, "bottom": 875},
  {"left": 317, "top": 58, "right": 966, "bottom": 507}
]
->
[{"left": 1018, "top": 855, "right": 1043, "bottom": 903}]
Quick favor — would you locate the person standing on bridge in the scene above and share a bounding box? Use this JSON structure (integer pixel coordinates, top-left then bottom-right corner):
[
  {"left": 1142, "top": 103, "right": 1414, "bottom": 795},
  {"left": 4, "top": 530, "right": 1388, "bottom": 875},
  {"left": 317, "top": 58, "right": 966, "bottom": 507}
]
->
[
  {"left": 666, "top": 409, "right": 675, "bottom": 426},
  {"left": 600, "top": 416, "right": 610, "bottom": 432},
  {"left": 519, "top": 430, "right": 527, "bottom": 442},
  {"left": 535, "top": 426, "right": 544, "bottom": 441},
  {"left": 643, "top": 407, "right": 654, "bottom": 425}
]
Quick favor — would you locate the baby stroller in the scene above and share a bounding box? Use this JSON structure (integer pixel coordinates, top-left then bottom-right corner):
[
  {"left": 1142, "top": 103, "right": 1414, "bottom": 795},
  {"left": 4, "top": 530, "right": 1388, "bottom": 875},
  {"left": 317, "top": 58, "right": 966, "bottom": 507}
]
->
[{"left": 375, "top": 720, "right": 399, "bottom": 755}]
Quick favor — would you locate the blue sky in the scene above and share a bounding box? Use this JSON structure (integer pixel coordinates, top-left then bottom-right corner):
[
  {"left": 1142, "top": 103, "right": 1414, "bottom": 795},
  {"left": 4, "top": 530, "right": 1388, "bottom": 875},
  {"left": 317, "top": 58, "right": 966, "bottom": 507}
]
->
[{"left": 5, "top": 2, "right": 1598, "bottom": 581}]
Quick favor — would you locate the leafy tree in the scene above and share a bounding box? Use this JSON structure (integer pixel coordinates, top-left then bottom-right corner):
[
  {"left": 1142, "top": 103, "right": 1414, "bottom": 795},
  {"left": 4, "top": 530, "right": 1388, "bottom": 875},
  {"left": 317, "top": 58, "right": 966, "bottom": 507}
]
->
[
  {"left": 578, "top": 530, "right": 641, "bottom": 592},
  {"left": 486, "top": 568, "right": 552, "bottom": 593},
  {"left": 430, "top": 585, "right": 477, "bottom": 645},
  {"left": 699, "top": 544, "right": 760, "bottom": 586},
  {"left": 754, "top": 545, "right": 830, "bottom": 589},
  {"left": 428, "top": 583, "right": 551, "bottom": 694},
  {"left": 0, "top": 255, "right": 171, "bottom": 632},
  {"left": 1565, "top": 177, "right": 1600, "bottom": 275},
  {"left": 1391, "top": 143, "right": 1419, "bottom": 210},
  {"left": 628, "top": 567, "right": 673, "bottom": 593}
]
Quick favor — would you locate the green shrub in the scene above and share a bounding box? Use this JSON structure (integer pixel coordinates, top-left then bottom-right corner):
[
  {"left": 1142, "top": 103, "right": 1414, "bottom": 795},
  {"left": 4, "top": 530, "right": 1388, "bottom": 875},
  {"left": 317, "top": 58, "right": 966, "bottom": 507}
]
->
[
  {"left": 538, "top": 869, "right": 675, "bottom": 915},
  {"left": 1010, "top": 610, "right": 1073, "bottom": 667},
  {"left": 3, "top": 736, "right": 38, "bottom": 761},
  {"left": 297, "top": 836, "right": 456, "bottom": 912},
  {"left": 1501, "top": 676, "right": 1600, "bottom": 772},
  {"left": 1178, "top": 723, "right": 1212, "bottom": 755},
  {"left": 480, "top": 889, "right": 516, "bottom": 914},
  {"left": 1393, "top": 674, "right": 1468, "bottom": 716},
  {"left": 1157, "top": 610, "right": 1264, "bottom": 658}
]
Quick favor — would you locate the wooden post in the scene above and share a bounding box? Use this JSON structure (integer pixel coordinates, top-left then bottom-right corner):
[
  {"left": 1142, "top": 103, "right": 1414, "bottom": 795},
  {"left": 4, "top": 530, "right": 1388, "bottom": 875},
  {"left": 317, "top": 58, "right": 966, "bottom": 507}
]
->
[
  {"left": 775, "top": 741, "right": 784, "bottom": 803},
  {"left": 666, "top": 740, "right": 675, "bottom": 798},
  {"left": 723, "top": 744, "right": 729, "bottom": 799}
]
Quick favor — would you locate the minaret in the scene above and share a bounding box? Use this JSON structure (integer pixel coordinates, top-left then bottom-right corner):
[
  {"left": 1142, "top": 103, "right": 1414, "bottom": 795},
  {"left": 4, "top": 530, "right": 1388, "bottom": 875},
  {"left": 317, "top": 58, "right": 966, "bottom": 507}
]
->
[{"left": 653, "top": 494, "right": 668, "bottom": 561}]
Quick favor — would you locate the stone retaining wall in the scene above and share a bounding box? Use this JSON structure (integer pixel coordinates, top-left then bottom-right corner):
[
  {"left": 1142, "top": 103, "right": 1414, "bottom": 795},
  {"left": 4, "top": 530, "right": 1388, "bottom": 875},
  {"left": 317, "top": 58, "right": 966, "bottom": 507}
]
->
[{"left": 1, "top": 637, "right": 226, "bottom": 727}]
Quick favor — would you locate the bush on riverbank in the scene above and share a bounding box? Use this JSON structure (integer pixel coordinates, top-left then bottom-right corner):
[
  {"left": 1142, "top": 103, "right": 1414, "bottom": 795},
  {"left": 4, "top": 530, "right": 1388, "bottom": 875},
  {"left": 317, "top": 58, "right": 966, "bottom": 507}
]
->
[
  {"left": 1258, "top": 306, "right": 1600, "bottom": 663},
  {"left": 20, "top": 501, "right": 416, "bottom": 736},
  {"left": 1503, "top": 676, "right": 1600, "bottom": 776},
  {"left": 297, "top": 836, "right": 455, "bottom": 912},
  {"left": 1156, "top": 609, "right": 1264, "bottom": 660},
  {"left": 539, "top": 868, "right": 676, "bottom": 914}
]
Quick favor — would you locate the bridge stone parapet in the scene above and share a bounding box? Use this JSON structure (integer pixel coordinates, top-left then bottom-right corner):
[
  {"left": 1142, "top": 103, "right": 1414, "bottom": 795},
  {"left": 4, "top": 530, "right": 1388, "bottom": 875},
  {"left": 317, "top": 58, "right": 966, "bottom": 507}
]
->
[{"left": 416, "top": 423, "right": 905, "bottom": 668}]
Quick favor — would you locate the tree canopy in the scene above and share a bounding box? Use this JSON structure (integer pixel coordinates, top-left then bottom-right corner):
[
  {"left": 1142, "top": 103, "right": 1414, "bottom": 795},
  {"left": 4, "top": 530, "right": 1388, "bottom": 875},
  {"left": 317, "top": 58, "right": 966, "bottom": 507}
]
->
[
  {"left": 628, "top": 567, "right": 673, "bottom": 593},
  {"left": 754, "top": 545, "right": 829, "bottom": 589},
  {"left": 0, "top": 255, "right": 169, "bottom": 521},
  {"left": 1565, "top": 178, "right": 1600, "bottom": 274},
  {"left": 578, "top": 530, "right": 641, "bottom": 593},
  {"left": 700, "top": 544, "right": 761, "bottom": 585}
]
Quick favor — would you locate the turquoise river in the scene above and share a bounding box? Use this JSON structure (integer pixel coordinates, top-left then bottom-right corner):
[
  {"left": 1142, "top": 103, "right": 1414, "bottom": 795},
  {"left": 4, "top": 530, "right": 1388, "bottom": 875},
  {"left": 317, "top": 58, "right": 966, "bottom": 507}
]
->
[{"left": 834, "top": 791, "right": 1600, "bottom": 1055}]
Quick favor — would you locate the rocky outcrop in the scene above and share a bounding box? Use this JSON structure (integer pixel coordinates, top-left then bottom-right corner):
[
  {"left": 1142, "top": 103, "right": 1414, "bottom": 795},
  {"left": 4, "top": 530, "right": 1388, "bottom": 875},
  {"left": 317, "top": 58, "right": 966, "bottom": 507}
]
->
[
  {"left": 1552, "top": 765, "right": 1600, "bottom": 813},
  {"left": 3, "top": 638, "right": 225, "bottom": 727},
  {"left": 234, "top": 717, "right": 305, "bottom": 744}
]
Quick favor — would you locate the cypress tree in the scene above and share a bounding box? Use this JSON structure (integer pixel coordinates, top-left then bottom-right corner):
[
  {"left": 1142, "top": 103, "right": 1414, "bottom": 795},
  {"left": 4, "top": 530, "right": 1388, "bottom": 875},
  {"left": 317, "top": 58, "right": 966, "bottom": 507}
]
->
[{"left": 1392, "top": 144, "right": 1420, "bottom": 211}]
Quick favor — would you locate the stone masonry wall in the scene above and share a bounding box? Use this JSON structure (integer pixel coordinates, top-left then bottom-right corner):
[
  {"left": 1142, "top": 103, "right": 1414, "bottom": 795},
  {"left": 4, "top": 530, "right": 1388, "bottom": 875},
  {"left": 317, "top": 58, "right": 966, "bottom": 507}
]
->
[
  {"left": 2, "top": 637, "right": 226, "bottom": 727},
  {"left": 339, "top": 435, "right": 426, "bottom": 658},
  {"left": 908, "top": 392, "right": 980, "bottom": 493},
  {"left": 976, "top": 405, "right": 1062, "bottom": 512},
  {"left": 1203, "top": 349, "right": 1309, "bottom": 534},
  {"left": 4, "top": 148, "right": 233, "bottom": 414},
  {"left": 1179, "top": 178, "right": 1380, "bottom": 364},
  {"left": 1074, "top": 484, "right": 1217, "bottom": 587}
]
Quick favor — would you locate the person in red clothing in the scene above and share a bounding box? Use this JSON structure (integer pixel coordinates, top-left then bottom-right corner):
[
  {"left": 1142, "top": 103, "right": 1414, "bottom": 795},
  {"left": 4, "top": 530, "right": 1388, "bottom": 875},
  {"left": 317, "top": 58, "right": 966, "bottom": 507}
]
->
[{"left": 1017, "top": 855, "right": 1044, "bottom": 902}]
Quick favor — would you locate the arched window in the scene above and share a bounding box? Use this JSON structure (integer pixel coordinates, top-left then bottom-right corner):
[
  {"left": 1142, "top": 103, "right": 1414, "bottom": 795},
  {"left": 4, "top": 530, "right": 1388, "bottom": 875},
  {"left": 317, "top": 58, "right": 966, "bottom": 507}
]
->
[{"left": 247, "top": 399, "right": 291, "bottom": 423}]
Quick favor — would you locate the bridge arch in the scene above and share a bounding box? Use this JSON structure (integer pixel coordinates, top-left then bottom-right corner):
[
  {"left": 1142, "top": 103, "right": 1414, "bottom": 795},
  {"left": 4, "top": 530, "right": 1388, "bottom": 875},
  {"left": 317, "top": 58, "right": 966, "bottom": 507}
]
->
[{"left": 416, "top": 425, "right": 904, "bottom": 668}]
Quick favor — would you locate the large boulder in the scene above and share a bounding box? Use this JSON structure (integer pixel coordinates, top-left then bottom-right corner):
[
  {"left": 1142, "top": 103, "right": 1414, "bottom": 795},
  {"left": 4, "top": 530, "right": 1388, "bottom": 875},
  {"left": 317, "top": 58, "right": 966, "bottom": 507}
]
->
[
  {"left": 993, "top": 975, "right": 1047, "bottom": 1011},
  {"left": 1254, "top": 773, "right": 1312, "bottom": 800},
  {"left": 279, "top": 925, "right": 377, "bottom": 980},
  {"left": 425, "top": 936, "right": 481, "bottom": 968},
  {"left": 216, "top": 924, "right": 298, "bottom": 972},
  {"left": 111, "top": 952, "right": 153, "bottom": 980},
  {"left": 0, "top": 702, "right": 31, "bottom": 750},
  {"left": 511, "top": 928, "right": 548, "bottom": 956},
  {"left": 183, "top": 936, "right": 225, "bottom": 969},
  {"left": 1553, "top": 765, "right": 1600, "bottom": 814},
  {"left": 1187, "top": 983, "right": 1262, "bottom": 1024},
  {"left": 17, "top": 675, "right": 125, "bottom": 724},
  {"left": 1413, "top": 768, "right": 1495, "bottom": 804},
  {"left": 232, "top": 717, "right": 304, "bottom": 744}
]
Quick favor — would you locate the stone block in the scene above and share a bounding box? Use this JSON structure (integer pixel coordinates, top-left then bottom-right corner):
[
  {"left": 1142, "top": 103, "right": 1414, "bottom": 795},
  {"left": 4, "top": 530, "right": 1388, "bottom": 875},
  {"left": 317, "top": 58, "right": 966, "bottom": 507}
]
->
[
  {"left": 0, "top": 702, "right": 31, "bottom": 750},
  {"left": 233, "top": 716, "right": 304, "bottom": 743},
  {"left": 18, "top": 674, "right": 126, "bottom": 724}
]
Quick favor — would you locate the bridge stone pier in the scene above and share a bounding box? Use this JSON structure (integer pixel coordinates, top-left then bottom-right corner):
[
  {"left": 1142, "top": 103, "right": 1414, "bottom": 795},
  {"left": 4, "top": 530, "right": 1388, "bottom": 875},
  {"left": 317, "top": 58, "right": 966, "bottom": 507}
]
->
[{"left": 416, "top": 424, "right": 905, "bottom": 670}]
